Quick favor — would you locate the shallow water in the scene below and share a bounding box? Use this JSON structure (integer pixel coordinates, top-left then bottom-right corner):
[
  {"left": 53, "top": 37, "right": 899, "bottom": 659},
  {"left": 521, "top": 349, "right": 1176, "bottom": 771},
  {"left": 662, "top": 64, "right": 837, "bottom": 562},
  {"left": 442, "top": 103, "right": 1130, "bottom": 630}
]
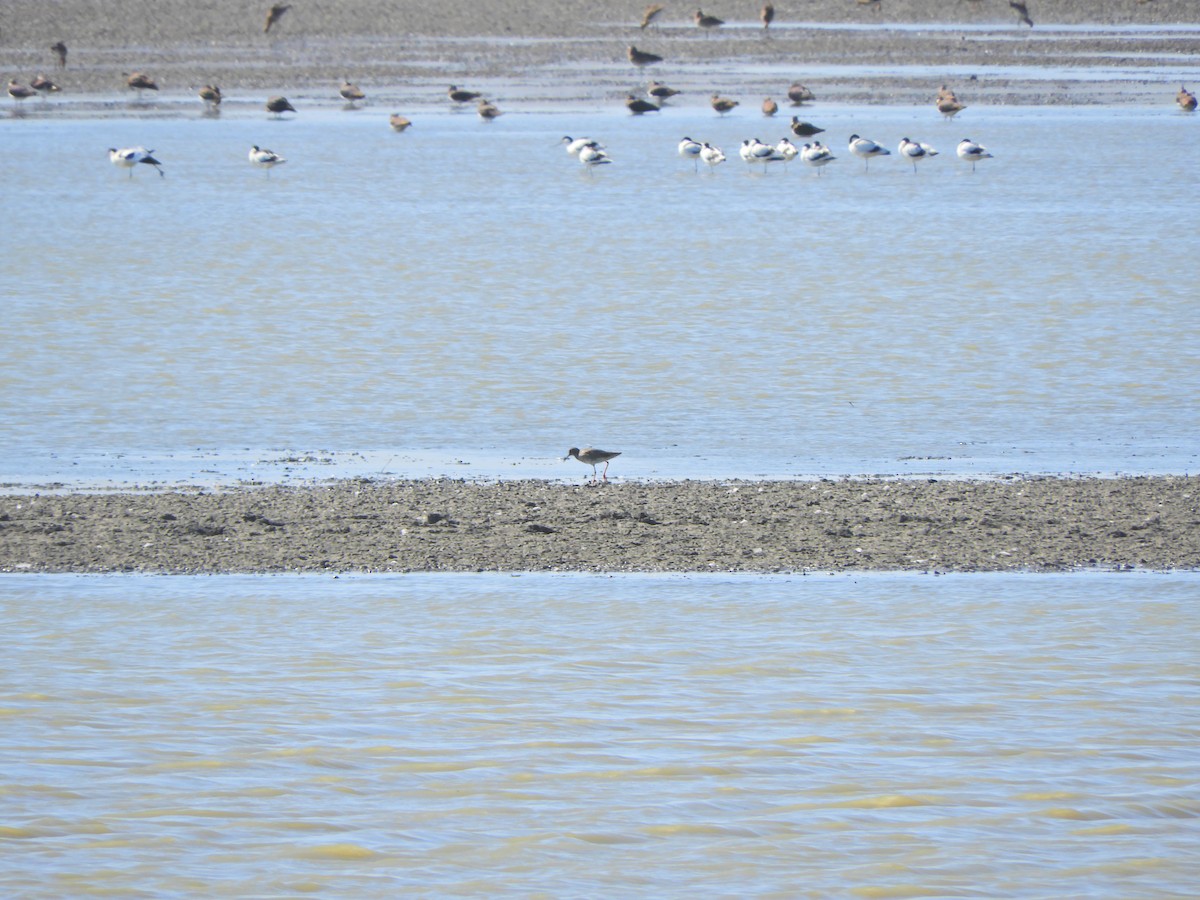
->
[
  {"left": 1, "top": 572, "right": 1197, "bottom": 897},
  {"left": 2, "top": 102, "right": 1199, "bottom": 485}
]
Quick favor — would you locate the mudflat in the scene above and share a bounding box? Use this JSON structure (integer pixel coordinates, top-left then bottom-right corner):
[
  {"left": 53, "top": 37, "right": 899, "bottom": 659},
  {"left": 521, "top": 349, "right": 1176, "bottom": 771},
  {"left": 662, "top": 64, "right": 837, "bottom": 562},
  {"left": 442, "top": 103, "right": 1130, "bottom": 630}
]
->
[
  {"left": 3, "top": 0, "right": 1196, "bottom": 107},
  {"left": 2, "top": 477, "right": 1197, "bottom": 574}
]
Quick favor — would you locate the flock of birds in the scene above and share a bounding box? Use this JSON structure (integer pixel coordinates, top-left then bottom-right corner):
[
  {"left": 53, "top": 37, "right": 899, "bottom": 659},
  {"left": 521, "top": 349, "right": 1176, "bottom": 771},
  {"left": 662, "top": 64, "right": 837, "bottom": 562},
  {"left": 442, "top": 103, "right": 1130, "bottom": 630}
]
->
[{"left": 559, "top": 131, "right": 993, "bottom": 175}]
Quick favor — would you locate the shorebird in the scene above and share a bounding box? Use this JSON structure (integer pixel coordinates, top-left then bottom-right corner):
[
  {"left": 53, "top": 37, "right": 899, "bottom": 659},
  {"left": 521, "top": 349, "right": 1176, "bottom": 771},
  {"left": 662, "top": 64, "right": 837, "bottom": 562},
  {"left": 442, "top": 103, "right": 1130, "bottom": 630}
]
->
[
  {"left": 898, "top": 136, "right": 938, "bottom": 171},
  {"left": 955, "top": 137, "right": 992, "bottom": 172},
  {"left": 1009, "top": 0, "right": 1033, "bottom": 28},
  {"left": 937, "top": 95, "right": 966, "bottom": 119},
  {"left": 678, "top": 136, "right": 703, "bottom": 170},
  {"left": 694, "top": 9, "right": 724, "bottom": 33},
  {"left": 249, "top": 144, "right": 286, "bottom": 175},
  {"left": 774, "top": 137, "right": 798, "bottom": 165},
  {"left": 739, "top": 138, "right": 779, "bottom": 167},
  {"left": 448, "top": 85, "right": 482, "bottom": 104},
  {"left": 789, "top": 117, "right": 824, "bottom": 137},
  {"left": 801, "top": 141, "right": 836, "bottom": 174},
  {"left": 264, "top": 3, "right": 290, "bottom": 33},
  {"left": 628, "top": 45, "right": 663, "bottom": 67},
  {"left": 762, "top": 3, "right": 775, "bottom": 30},
  {"left": 198, "top": 84, "right": 222, "bottom": 110},
  {"left": 266, "top": 95, "right": 296, "bottom": 116},
  {"left": 562, "top": 135, "right": 602, "bottom": 156},
  {"left": 578, "top": 144, "right": 612, "bottom": 173},
  {"left": 762, "top": 97, "right": 778, "bottom": 117},
  {"left": 648, "top": 81, "right": 681, "bottom": 103},
  {"left": 848, "top": 134, "right": 891, "bottom": 171},
  {"left": 700, "top": 142, "right": 726, "bottom": 169},
  {"left": 626, "top": 94, "right": 660, "bottom": 115},
  {"left": 565, "top": 447, "right": 620, "bottom": 482},
  {"left": 50, "top": 41, "right": 67, "bottom": 69},
  {"left": 339, "top": 79, "right": 365, "bottom": 106},
  {"left": 389, "top": 113, "right": 412, "bottom": 131},
  {"left": 787, "top": 83, "right": 815, "bottom": 105},
  {"left": 1177, "top": 85, "right": 1197, "bottom": 111},
  {"left": 711, "top": 93, "right": 739, "bottom": 115},
  {"left": 125, "top": 71, "right": 159, "bottom": 94},
  {"left": 639, "top": 3, "right": 665, "bottom": 29},
  {"left": 477, "top": 98, "right": 502, "bottom": 120},
  {"left": 6, "top": 80, "right": 37, "bottom": 104},
  {"left": 31, "top": 74, "right": 60, "bottom": 98},
  {"left": 108, "top": 146, "right": 164, "bottom": 178}
]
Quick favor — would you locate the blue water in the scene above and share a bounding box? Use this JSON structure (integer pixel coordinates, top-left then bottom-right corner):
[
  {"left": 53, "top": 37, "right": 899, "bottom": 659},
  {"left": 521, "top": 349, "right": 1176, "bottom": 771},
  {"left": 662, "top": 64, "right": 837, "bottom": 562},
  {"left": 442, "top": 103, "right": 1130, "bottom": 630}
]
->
[{"left": 2, "top": 103, "right": 1198, "bottom": 485}]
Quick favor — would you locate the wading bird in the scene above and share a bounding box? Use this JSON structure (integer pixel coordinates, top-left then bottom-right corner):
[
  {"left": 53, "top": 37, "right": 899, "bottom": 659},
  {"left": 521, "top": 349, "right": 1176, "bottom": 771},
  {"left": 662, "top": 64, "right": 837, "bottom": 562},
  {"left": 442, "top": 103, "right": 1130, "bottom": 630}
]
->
[
  {"left": 787, "top": 83, "right": 815, "bottom": 105},
  {"left": 565, "top": 447, "right": 620, "bottom": 482},
  {"left": 448, "top": 85, "right": 482, "bottom": 103},
  {"left": 50, "top": 41, "right": 67, "bottom": 68},
  {"left": 955, "top": 137, "right": 992, "bottom": 172},
  {"left": 628, "top": 45, "right": 663, "bottom": 67},
  {"left": 266, "top": 95, "right": 296, "bottom": 116},
  {"left": 694, "top": 9, "right": 724, "bottom": 33},
  {"left": 711, "top": 93, "right": 739, "bottom": 115},
  {"left": 339, "top": 79, "right": 365, "bottom": 106},
  {"left": 389, "top": 114, "right": 412, "bottom": 131},
  {"left": 848, "top": 134, "right": 890, "bottom": 171},
  {"left": 898, "top": 136, "right": 938, "bottom": 172},
  {"left": 108, "top": 146, "right": 164, "bottom": 178},
  {"left": 640, "top": 3, "right": 665, "bottom": 29},
  {"left": 789, "top": 117, "right": 824, "bottom": 137},
  {"left": 264, "top": 3, "right": 290, "bottom": 33},
  {"left": 249, "top": 144, "right": 286, "bottom": 175},
  {"left": 1009, "top": 0, "right": 1033, "bottom": 28}
]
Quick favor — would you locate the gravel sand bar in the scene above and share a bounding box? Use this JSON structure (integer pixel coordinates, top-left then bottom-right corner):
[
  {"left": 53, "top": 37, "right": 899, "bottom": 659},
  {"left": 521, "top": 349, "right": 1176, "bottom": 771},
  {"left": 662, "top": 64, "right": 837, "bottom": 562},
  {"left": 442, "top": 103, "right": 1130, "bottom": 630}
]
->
[{"left": 2, "top": 477, "right": 1197, "bottom": 574}]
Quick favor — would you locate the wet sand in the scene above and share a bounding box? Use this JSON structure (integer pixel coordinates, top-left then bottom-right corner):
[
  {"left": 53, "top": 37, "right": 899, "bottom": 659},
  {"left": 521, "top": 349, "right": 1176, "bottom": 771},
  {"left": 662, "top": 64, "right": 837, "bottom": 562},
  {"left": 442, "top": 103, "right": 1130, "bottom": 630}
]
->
[
  {"left": 3, "top": 0, "right": 1197, "bottom": 110},
  {"left": 2, "top": 477, "right": 1197, "bottom": 574}
]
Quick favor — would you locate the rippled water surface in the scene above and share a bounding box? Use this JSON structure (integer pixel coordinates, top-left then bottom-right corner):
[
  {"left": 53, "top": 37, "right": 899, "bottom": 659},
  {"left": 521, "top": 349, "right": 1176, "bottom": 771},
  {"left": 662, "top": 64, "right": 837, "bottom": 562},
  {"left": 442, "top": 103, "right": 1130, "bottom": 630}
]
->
[
  {"left": 2, "top": 102, "right": 1198, "bottom": 484},
  {"left": 1, "top": 573, "right": 1197, "bottom": 897}
]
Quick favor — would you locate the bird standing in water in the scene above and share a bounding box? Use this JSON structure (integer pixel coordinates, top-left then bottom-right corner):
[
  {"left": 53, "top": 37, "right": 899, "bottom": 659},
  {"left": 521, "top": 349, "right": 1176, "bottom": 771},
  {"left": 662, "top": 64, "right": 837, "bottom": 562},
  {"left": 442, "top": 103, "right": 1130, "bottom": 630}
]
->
[{"left": 566, "top": 448, "right": 621, "bottom": 483}]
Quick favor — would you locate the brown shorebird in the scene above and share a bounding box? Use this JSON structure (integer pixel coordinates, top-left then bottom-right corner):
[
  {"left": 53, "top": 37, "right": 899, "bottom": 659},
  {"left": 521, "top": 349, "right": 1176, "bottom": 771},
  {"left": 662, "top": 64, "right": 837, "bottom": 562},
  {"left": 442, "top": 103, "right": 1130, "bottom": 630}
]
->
[
  {"left": 626, "top": 93, "right": 660, "bottom": 115},
  {"left": 6, "top": 80, "right": 37, "bottom": 104},
  {"left": 125, "top": 71, "right": 159, "bottom": 94},
  {"left": 1009, "top": 0, "right": 1033, "bottom": 28},
  {"left": 761, "top": 3, "right": 775, "bottom": 29},
  {"left": 628, "top": 45, "right": 663, "bottom": 67},
  {"left": 566, "top": 447, "right": 621, "bottom": 482},
  {"left": 789, "top": 117, "right": 824, "bottom": 137},
  {"left": 448, "top": 85, "right": 482, "bottom": 103},
  {"left": 339, "top": 79, "right": 365, "bottom": 105},
  {"left": 710, "top": 93, "right": 739, "bottom": 115},
  {"left": 787, "top": 83, "right": 814, "bottom": 105},
  {"left": 51, "top": 41, "right": 67, "bottom": 68},
  {"left": 639, "top": 3, "right": 665, "bottom": 29},
  {"left": 198, "top": 84, "right": 222, "bottom": 110},
  {"left": 389, "top": 113, "right": 412, "bottom": 131},
  {"left": 648, "top": 81, "right": 680, "bottom": 103},
  {"left": 1177, "top": 85, "right": 1197, "bottom": 111},
  {"left": 761, "top": 97, "right": 778, "bottom": 117},
  {"left": 31, "top": 74, "right": 61, "bottom": 97},
  {"left": 266, "top": 95, "right": 296, "bottom": 116},
  {"left": 477, "top": 98, "right": 502, "bottom": 121},
  {"left": 264, "top": 3, "right": 290, "bottom": 33},
  {"left": 937, "top": 95, "right": 966, "bottom": 119},
  {"left": 694, "top": 9, "right": 724, "bottom": 33}
]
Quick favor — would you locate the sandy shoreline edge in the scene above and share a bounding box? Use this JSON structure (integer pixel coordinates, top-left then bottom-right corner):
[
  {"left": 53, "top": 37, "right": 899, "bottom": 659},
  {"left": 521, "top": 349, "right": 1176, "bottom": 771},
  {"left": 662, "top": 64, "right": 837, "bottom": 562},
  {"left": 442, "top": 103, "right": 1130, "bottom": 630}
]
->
[{"left": 2, "top": 476, "right": 1196, "bottom": 574}]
